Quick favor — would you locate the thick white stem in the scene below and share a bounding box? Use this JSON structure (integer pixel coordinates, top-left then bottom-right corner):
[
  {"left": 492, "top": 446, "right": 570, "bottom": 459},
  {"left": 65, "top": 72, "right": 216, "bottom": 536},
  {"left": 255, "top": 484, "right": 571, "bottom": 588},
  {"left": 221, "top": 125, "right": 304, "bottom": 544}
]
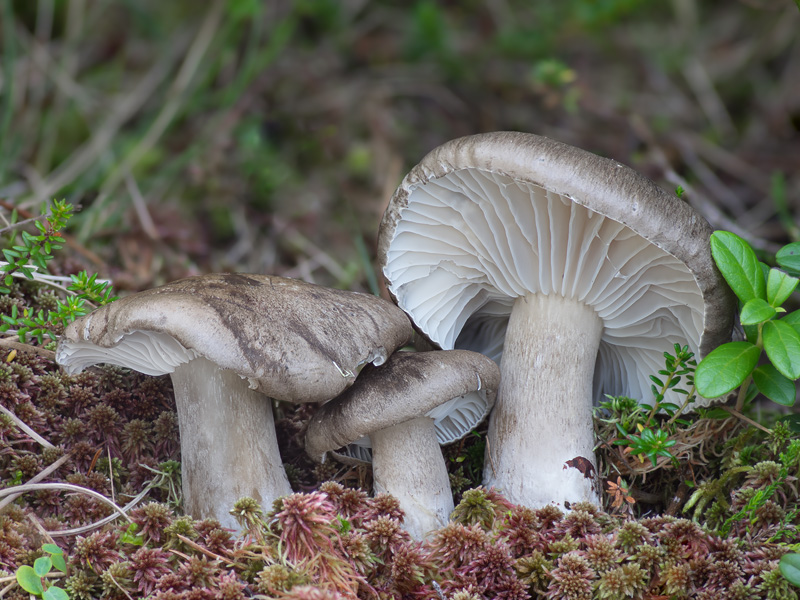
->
[
  {"left": 370, "top": 417, "right": 453, "bottom": 539},
  {"left": 170, "top": 357, "right": 292, "bottom": 529},
  {"left": 484, "top": 294, "right": 602, "bottom": 508}
]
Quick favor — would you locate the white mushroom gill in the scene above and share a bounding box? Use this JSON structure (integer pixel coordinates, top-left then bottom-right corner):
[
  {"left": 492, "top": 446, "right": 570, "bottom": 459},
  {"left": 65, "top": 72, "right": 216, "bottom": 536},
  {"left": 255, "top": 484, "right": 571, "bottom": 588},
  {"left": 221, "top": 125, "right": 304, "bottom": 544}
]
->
[
  {"left": 384, "top": 167, "right": 705, "bottom": 407},
  {"left": 343, "top": 388, "right": 491, "bottom": 462},
  {"left": 56, "top": 330, "right": 198, "bottom": 376}
]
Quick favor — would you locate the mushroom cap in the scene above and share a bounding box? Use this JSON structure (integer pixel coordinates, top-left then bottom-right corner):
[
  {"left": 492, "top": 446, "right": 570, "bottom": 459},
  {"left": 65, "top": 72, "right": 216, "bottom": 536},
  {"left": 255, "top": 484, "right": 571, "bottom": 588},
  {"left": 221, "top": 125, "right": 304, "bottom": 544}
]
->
[
  {"left": 56, "top": 274, "right": 413, "bottom": 403},
  {"left": 377, "top": 132, "right": 735, "bottom": 406},
  {"left": 305, "top": 349, "right": 500, "bottom": 462}
]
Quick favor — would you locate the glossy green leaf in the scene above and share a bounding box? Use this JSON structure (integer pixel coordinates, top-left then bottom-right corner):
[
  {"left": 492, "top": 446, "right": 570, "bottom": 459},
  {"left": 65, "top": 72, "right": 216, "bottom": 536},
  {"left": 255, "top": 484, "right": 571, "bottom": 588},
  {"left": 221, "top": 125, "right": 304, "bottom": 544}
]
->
[
  {"left": 696, "top": 341, "right": 761, "bottom": 398},
  {"left": 780, "top": 552, "right": 800, "bottom": 586},
  {"left": 740, "top": 298, "right": 776, "bottom": 325},
  {"left": 777, "top": 243, "right": 800, "bottom": 275},
  {"left": 763, "top": 320, "right": 800, "bottom": 380},
  {"left": 44, "top": 587, "right": 70, "bottom": 600},
  {"left": 752, "top": 364, "right": 796, "bottom": 406},
  {"left": 33, "top": 556, "right": 52, "bottom": 577},
  {"left": 783, "top": 310, "right": 800, "bottom": 335},
  {"left": 710, "top": 231, "right": 765, "bottom": 303},
  {"left": 42, "top": 544, "right": 62, "bottom": 555},
  {"left": 767, "top": 268, "right": 799, "bottom": 307},
  {"left": 51, "top": 554, "right": 67, "bottom": 573},
  {"left": 16, "top": 565, "right": 44, "bottom": 595},
  {"left": 44, "top": 545, "right": 67, "bottom": 573}
]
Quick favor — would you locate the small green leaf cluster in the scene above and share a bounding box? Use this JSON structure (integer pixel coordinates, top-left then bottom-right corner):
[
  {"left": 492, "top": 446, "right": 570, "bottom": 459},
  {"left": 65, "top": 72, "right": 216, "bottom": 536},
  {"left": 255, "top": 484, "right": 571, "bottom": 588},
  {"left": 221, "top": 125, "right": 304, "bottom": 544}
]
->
[
  {"left": 0, "top": 200, "right": 117, "bottom": 344},
  {"left": 120, "top": 523, "right": 145, "bottom": 546},
  {"left": 696, "top": 231, "right": 800, "bottom": 409},
  {"left": 719, "top": 438, "right": 799, "bottom": 539},
  {"left": 0, "top": 200, "right": 72, "bottom": 292},
  {"left": 616, "top": 427, "right": 676, "bottom": 468},
  {"left": 603, "top": 344, "right": 696, "bottom": 467},
  {"left": 15, "top": 543, "right": 69, "bottom": 600},
  {"left": 682, "top": 426, "right": 799, "bottom": 547}
]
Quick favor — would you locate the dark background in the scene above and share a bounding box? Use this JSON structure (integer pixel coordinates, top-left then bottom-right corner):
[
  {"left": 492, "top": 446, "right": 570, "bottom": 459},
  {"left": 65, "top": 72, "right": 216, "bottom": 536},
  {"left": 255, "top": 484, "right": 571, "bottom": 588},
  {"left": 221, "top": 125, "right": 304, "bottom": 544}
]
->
[{"left": 1, "top": 0, "right": 798, "bottom": 294}]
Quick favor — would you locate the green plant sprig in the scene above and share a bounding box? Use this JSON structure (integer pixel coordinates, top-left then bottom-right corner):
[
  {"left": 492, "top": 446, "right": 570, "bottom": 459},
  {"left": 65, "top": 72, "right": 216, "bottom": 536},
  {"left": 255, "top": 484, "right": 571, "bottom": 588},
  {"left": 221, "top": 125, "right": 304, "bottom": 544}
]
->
[
  {"left": 718, "top": 439, "right": 800, "bottom": 540},
  {"left": 604, "top": 344, "right": 696, "bottom": 468},
  {"left": 695, "top": 231, "right": 800, "bottom": 412},
  {"left": 0, "top": 199, "right": 72, "bottom": 292},
  {"left": 0, "top": 200, "right": 117, "bottom": 344},
  {"left": 15, "top": 543, "right": 69, "bottom": 600}
]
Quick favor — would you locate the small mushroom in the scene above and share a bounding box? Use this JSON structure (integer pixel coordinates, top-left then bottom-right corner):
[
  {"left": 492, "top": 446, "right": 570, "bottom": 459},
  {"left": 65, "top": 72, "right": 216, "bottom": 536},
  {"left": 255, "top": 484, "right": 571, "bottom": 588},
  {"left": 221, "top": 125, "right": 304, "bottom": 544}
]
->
[
  {"left": 378, "top": 132, "right": 735, "bottom": 508},
  {"left": 56, "top": 274, "right": 412, "bottom": 528},
  {"left": 306, "top": 350, "right": 499, "bottom": 539}
]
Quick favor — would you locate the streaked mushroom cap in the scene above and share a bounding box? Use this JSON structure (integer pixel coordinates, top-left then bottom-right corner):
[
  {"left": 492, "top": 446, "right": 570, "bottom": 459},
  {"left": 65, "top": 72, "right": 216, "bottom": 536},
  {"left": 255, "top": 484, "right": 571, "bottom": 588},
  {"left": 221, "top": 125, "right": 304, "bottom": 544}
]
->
[
  {"left": 378, "top": 132, "right": 735, "bottom": 406},
  {"left": 57, "top": 273, "right": 412, "bottom": 403},
  {"left": 305, "top": 349, "right": 499, "bottom": 462}
]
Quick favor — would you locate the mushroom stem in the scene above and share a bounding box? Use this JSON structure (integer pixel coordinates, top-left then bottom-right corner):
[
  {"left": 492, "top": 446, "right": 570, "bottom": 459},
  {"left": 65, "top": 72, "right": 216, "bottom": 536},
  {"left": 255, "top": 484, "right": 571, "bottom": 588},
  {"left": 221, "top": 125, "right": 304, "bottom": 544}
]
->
[
  {"left": 370, "top": 416, "right": 453, "bottom": 539},
  {"left": 170, "top": 357, "right": 292, "bottom": 529},
  {"left": 484, "top": 293, "right": 602, "bottom": 508}
]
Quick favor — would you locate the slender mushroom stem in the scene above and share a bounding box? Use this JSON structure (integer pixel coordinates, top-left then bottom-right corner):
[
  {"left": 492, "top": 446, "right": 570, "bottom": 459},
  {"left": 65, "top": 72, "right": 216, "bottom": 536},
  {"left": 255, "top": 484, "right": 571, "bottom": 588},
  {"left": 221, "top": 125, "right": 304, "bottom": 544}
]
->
[
  {"left": 170, "top": 357, "right": 292, "bottom": 529},
  {"left": 484, "top": 293, "right": 603, "bottom": 507},
  {"left": 370, "top": 416, "right": 453, "bottom": 539}
]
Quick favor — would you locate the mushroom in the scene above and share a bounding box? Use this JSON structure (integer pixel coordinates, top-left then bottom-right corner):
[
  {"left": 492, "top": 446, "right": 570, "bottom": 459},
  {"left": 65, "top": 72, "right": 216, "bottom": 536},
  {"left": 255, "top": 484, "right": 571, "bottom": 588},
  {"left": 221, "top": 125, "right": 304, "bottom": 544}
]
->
[
  {"left": 305, "top": 349, "right": 499, "bottom": 539},
  {"left": 377, "top": 132, "right": 734, "bottom": 508},
  {"left": 56, "top": 273, "right": 412, "bottom": 528}
]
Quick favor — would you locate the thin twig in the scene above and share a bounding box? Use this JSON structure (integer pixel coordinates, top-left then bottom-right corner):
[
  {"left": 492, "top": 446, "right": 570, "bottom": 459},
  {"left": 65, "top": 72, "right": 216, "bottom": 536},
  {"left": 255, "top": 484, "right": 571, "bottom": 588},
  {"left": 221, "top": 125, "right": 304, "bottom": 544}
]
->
[
  {"left": 106, "top": 571, "right": 136, "bottom": 600},
  {"left": 175, "top": 534, "right": 244, "bottom": 567},
  {"left": 108, "top": 446, "right": 115, "bottom": 504},
  {"left": 628, "top": 114, "right": 782, "bottom": 254},
  {"left": 0, "top": 403, "right": 55, "bottom": 448},
  {"left": 124, "top": 171, "right": 160, "bottom": 241},
  {"left": 0, "top": 483, "right": 132, "bottom": 524},
  {"left": 25, "top": 510, "right": 60, "bottom": 547},
  {"left": 47, "top": 484, "right": 154, "bottom": 537},
  {"left": 0, "top": 213, "right": 47, "bottom": 234},
  {"left": 0, "top": 336, "right": 57, "bottom": 361},
  {"left": 722, "top": 405, "right": 772, "bottom": 434},
  {"left": 0, "top": 451, "right": 71, "bottom": 511}
]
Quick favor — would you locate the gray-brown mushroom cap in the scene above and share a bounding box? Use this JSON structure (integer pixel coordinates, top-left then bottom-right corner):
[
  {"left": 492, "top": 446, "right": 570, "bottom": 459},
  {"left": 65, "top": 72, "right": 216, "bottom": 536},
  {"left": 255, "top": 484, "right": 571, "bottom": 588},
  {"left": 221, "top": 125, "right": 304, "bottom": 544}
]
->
[
  {"left": 305, "top": 349, "right": 499, "bottom": 539},
  {"left": 377, "top": 131, "right": 735, "bottom": 406},
  {"left": 305, "top": 349, "right": 500, "bottom": 462},
  {"left": 56, "top": 273, "right": 413, "bottom": 403}
]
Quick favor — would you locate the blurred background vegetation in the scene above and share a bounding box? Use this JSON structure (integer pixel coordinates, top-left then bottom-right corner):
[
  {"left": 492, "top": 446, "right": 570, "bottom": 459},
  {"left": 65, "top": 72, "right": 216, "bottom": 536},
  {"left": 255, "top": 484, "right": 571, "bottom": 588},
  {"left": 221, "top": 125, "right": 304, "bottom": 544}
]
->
[{"left": 0, "top": 0, "right": 798, "bottom": 296}]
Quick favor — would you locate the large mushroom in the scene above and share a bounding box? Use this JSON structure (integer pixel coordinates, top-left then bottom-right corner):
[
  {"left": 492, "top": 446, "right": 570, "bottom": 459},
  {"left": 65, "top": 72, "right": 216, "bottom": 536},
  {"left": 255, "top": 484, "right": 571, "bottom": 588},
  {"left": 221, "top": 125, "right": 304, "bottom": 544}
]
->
[
  {"left": 306, "top": 349, "right": 499, "bottom": 539},
  {"left": 56, "top": 274, "right": 412, "bottom": 528},
  {"left": 377, "top": 132, "right": 735, "bottom": 508}
]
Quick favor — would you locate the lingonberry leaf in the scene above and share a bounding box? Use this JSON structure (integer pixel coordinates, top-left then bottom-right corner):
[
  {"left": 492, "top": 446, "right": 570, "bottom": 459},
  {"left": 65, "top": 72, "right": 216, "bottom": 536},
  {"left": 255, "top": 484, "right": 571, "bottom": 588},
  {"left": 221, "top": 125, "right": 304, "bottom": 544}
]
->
[
  {"left": 696, "top": 341, "right": 761, "bottom": 398},
  {"left": 783, "top": 309, "right": 800, "bottom": 335},
  {"left": 752, "top": 364, "right": 796, "bottom": 406},
  {"left": 763, "top": 320, "right": 800, "bottom": 380},
  {"left": 776, "top": 243, "right": 800, "bottom": 276},
  {"left": 710, "top": 231, "right": 765, "bottom": 303},
  {"left": 780, "top": 553, "right": 800, "bottom": 587},
  {"left": 766, "top": 267, "right": 799, "bottom": 307},
  {"left": 740, "top": 298, "right": 776, "bottom": 325}
]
